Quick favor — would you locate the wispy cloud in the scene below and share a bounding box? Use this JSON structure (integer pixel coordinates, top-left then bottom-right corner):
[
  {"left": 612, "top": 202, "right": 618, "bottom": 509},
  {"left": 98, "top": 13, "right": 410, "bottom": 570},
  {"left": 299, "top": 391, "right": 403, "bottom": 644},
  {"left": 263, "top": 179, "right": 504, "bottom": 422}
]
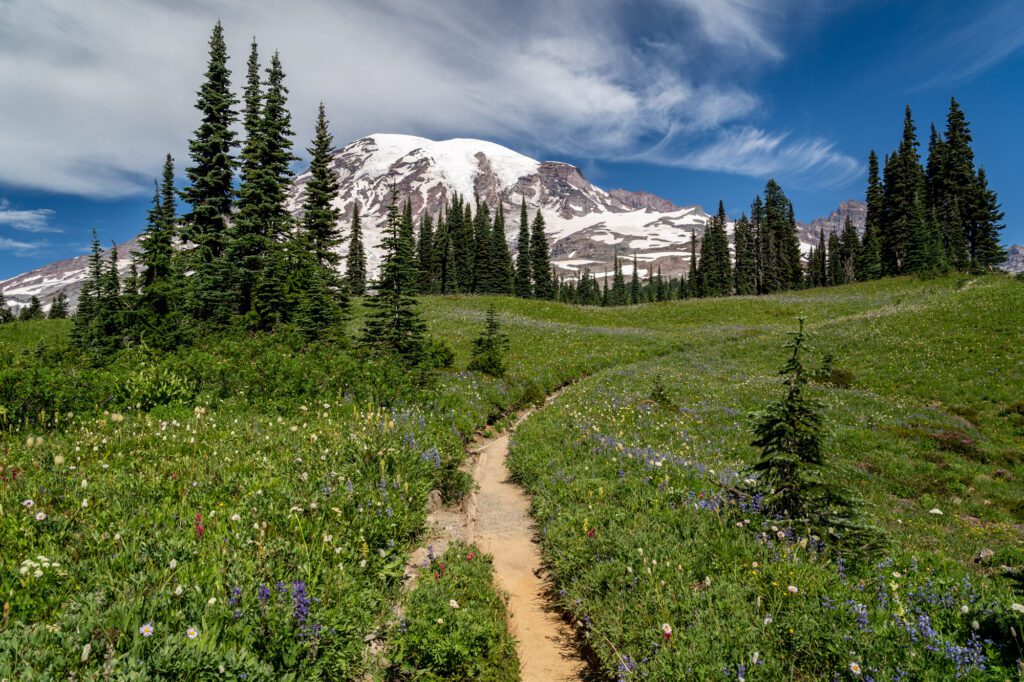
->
[
  {"left": 0, "top": 0, "right": 849, "bottom": 197},
  {"left": 0, "top": 199, "right": 63, "bottom": 233},
  {"left": 914, "top": 0, "right": 1024, "bottom": 90},
  {"left": 0, "top": 236, "right": 47, "bottom": 255}
]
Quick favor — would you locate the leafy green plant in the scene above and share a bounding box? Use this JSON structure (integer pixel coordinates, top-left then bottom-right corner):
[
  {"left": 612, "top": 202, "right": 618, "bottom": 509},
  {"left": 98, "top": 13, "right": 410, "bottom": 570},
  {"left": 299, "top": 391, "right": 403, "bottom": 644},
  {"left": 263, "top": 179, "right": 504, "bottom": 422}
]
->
[
  {"left": 121, "top": 364, "right": 195, "bottom": 410},
  {"left": 388, "top": 543, "right": 518, "bottom": 681}
]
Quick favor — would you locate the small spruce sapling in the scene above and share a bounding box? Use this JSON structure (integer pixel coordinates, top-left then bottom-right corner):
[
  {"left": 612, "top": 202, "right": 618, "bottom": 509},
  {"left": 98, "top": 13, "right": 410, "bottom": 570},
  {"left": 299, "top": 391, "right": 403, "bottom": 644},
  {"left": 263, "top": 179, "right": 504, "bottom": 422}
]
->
[
  {"left": 467, "top": 306, "right": 510, "bottom": 377},
  {"left": 745, "top": 319, "right": 871, "bottom": 550}
]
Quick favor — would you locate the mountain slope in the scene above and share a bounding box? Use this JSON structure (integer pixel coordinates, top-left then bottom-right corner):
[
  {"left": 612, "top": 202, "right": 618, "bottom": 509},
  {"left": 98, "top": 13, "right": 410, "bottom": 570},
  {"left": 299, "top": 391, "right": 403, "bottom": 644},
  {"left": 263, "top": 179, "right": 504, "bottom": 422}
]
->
[{"left": 3, "top": 133, "right": 1018, "bottom": 310}]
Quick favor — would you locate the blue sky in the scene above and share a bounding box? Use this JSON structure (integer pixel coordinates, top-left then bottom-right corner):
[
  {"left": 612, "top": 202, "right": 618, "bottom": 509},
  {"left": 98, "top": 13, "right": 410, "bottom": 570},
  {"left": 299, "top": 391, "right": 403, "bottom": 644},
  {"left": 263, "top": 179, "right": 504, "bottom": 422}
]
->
[{"left": 1, "top": 0, "right": 1021, "bottom": 279}]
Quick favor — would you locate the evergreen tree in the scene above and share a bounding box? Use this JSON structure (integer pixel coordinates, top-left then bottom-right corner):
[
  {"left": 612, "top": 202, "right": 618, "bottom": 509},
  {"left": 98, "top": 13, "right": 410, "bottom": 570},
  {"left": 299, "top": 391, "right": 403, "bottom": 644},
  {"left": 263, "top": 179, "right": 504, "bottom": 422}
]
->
[
  {"left": 48, "top": 293, "right": 70, "bottom": 319},
  {"left": 529, "top": 211, "right": 554, "bottom": 299},
  {"left": 18, "top": 296, "right": 44, "bottom": 321},
  {"left": 827, "top": 231, "right": 842, "bottom": 286},
  {"left": 447, "top": 195, "right": 473, "bottom": 292},
  {"left": 0, "top": 292, "right": 12, "bottom": 323},
  {"left": 471, "top": 200, "right": 492, "bottom": 292},
  {"left": 180, "top": 22, "right": 238, "bottom": 320},
  {"left": 490, "top": 206, "right": 514, "bottom": 295},
  {"left": 467, "top": 305, "right": 510, "bottom": 377},
  {"left": 760, "top": 181, "right": 800, "bottom": 292},
  {"left": 628, "top": 253, "right": 642, "bottom": 304},
  {"left": 688, "top": 230, "right": 701, "bottom": 298},
  {"left": 744, "top": 319, "right": 859, "bottom": 540},
  {"left": 881, "top": 106, "right": 928, "bottom": 275},
  {"left": 71, "top": 231, "right": 106, "bottom": 353},
  {"left": 970, "top": 167, "right": 1006, "bottom": 270},
  {"left": 859, "top": 151, "right": 884, "bottom": 280},
  {"left": 433, "top": 207, "right": 457, "bottom": 295},
  {"left": 345, "top": 204, "right": 367, "bottom": 296},
  {"left": 838, "top": 217, "right": 860, "bottom": 284},
  {"left": 301, "top": 103, "right": 343, "bottom": 272},
  {"left": 360, "top": 189, "right": 427, "bottom": 364},
  {"left": 809, "top": 229, "right": 827, "bottom": 287},
  {"left": 399, "top": 198, "right": 419, "bottom": 294},
  {"left": 610, "top": 251, "right": 627, "bottom": 306},
  {"left": 733, "top": 214, "right": 757, "bottom": 295},
  {"left": 417, "top": 211, "right": 436, "bottom": 293},
  {"left": 700, "top": 201, "right": 733, "bottom": 296},
  {"left": 513, "top": 199, "right": 532, "bottom": 298},
  {"left": 231, "top": 50, "right": 298, "bottom": 326}
]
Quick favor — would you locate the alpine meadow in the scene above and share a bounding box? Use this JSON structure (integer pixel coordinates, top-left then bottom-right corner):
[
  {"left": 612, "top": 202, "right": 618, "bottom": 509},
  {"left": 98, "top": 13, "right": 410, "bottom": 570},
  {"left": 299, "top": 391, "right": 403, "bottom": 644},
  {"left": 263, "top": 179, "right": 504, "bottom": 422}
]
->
[{"left": 1, "top": 4, "right": 1023, "bottom": 682}]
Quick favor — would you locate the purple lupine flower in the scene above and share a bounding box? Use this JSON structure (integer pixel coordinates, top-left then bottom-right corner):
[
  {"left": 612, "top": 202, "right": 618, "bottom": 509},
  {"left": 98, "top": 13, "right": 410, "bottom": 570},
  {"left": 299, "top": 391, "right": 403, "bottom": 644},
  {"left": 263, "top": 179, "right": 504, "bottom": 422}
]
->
[{"left": 292, "top": 581, "right": 311, "bottom": 627}]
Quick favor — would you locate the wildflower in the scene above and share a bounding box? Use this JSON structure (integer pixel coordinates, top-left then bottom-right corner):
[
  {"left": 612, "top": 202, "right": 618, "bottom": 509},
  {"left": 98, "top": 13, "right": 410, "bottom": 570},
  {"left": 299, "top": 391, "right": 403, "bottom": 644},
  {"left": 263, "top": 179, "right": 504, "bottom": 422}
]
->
[
  {"left": 114, "top": 533, "right": 121, "bottom": 541},
  {"left": 22, "top": 499, "right": 34, "bottom": 509},
  {"left": 170, "top": 559, "right": 178, "bottom": 570},
  {"left": 466, "top": 552, "right": 475, "bottom": 561},
  {"left": 35, "top": 511, "right": 47, "bottom": 521},
  {"left": 81, "top": 479, "right": 88, "bottom": 488},
  {"left": 195, "top": 513, "right": 205, "bottom": 539},
  {"left": 849, "top": 662, "right": 862, "bottom": 676},
  {"left": 1011, "top": 603, "right": 1024, "bottom": 613},
  {"left": 787, "top": 585, "right": 799, "bottom": 594},
  {"left": 230, "top": 513, "right": 241, "bottom": 522},
  {"left": 929, "top": 508, "right": 943, "bottom": 515},
  {"left": 763, "top": 616, "right": 773, "bottom": 625},
  {"left": 661, "top": 623, "right": 672, "bottom": 640},
  {"left": 961, "top": 605, "right": 969, "bottom": 614},
  {"left": 436, "top": 618, "right": 444, "bottom": 624},
  {"left": 81, "top": 642, "right": 91, "bottom": 662},
  {"left": 186, "top": 627, "right": 199, "bottom": 640},
  {"left": 449, "top": 599, "right": 460, "bottom": 609},
  {"left": 81, "top": 499, "right": 89, "bottom": 508},
  {"left": 208, "top": 597, "right": 217, "bottom": 605},
  {"left": 174, "top": 585, "right": 184, "bottom": 596},
  {"left": 140, "top": 623, "right": 154, "bottom": 637},
  {"left": 54, "top": 455, "right": 65, "bottom": 466}
]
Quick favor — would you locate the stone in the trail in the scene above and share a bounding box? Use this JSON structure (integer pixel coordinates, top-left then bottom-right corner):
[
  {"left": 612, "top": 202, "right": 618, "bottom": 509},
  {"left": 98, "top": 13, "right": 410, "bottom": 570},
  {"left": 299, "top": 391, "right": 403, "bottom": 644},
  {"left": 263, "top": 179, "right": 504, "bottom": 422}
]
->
[
  {"left": 973, "top": 548, "right": 995, "bottom": 564},
  {"left": 426, "top": 489, "right": 444, "bottom": 511}
]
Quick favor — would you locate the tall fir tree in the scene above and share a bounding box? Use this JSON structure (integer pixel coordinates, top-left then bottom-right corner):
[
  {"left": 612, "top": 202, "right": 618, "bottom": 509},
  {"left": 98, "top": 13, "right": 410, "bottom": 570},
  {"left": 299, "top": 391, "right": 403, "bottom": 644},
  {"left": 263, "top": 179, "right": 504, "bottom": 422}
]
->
[
  {"left": 48, "top": 293, "right": 70, "bottom": 320},
  {"left": 471, "top": 200, "right": 492, "bottom": 292},
  {"left": 688, "top": 229, "right": 702, "bottom": 298},
  {"left": 345, "top": 204, "right": 367, "bottom": 296},
  {"left": 399, "top": 198, "right": 419, "bottom": 294},
  {"left": 360, "top": 189, "right": 427, "bottom": 363},
  {"left": 733, "top": 214, "right": 757, "bottom": 295},
  {"left": 881, "top": 106, "right": 929, "bottom": 275},
  {"left": 629, "top": 253, "right": 642, "bottom": 304},
  {"left": 301, "top": 103, "right": 343, "bottom": 272},
  {"left": 489, "top": 206, "right": 514, "bottom": 294},
  {"left": 838, "top": 217, "right": 860, "bottom": 284},
  {"left": 970, "top": 167, "right": 1006, "bottom": 270},
  {"left": 859, "top": 151, "right": 884, "bottom": 280},
  {"left": 180, "top": 22, "right": 238, "bottom": 321},
  {"left": 417, "top": 211, "right": 436, "bottom": 293},
  {"left": 232, "top": 50, "right": 298, "bottom": 327},
  {"left": 529, "top": 210, "right": 554, "bottom": 299},
  {"left": 827, "top": 230, "right": 842, "bottom": 286},
  {"left": 433, "top": 207, "right": 457, "bottom": 295},
  {"left": 611, "top": 251, "right": 627, "bottom": 305},
  {"left": 513, "top": 199, "right": 532, "bottom": 298},
  {"left": 71, "top": 231, "right": 104, "bottom": 351},
  {"left": 700, "top": 201, "right": 733, "bottom": 296}
]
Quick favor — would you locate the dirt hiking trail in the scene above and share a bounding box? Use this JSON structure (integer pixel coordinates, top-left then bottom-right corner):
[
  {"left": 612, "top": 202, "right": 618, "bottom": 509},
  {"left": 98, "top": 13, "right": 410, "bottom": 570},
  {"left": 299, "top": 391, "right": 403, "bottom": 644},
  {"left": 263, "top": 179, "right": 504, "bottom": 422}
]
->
[{"left": 404, "top": 398, "right": 584, "bottom": 681}]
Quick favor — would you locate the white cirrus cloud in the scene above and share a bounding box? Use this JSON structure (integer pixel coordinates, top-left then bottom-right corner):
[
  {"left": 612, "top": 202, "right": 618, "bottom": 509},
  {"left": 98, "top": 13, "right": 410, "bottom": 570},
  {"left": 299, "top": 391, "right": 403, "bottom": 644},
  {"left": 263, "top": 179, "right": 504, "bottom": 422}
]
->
[
  {"left": 0, "top": 199, "right": 63, "bottom": 233},
  {"left": 0, "top": 0, "right": 846, "bottom": 198}
]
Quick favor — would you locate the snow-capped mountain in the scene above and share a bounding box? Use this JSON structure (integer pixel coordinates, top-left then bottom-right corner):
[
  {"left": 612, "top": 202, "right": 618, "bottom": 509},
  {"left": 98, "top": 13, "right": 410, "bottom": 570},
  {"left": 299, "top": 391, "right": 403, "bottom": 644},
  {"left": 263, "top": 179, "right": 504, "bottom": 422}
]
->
[
  {"left": 287, "top": 133, "right": 711, "bottom": 282},
  {"left": 5, "top": 133, "right": 957, "bottom": 311}
]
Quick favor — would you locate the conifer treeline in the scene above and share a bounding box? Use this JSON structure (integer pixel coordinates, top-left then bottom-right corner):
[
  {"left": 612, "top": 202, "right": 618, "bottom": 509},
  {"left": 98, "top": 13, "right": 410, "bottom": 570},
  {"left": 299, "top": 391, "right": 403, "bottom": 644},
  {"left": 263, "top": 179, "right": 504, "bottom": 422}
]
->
[{"left": 66, "top": 22, "right": 1006, "bottom": 353}]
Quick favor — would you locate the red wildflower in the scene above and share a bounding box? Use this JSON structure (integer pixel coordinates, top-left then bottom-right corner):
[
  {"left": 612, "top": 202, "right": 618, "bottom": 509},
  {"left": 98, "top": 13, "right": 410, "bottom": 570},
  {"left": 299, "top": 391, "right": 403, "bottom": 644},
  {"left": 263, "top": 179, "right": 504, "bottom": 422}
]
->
[
  {"left": 587, "top": 527, "right": 596, "bottom": 539},
  {"left": 195, "top": 513, "right": 205, "bottom": 539},
  {"left": 466, "top": 552, "right": 475, "bottom": 561}
]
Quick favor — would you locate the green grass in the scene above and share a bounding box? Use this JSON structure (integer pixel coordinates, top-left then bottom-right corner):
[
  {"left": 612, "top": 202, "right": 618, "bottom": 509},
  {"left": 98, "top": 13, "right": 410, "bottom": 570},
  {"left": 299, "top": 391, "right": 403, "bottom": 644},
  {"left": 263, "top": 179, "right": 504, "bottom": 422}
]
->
[{"left": 0, "top": 273, "right": 1021, "bottom": 679}]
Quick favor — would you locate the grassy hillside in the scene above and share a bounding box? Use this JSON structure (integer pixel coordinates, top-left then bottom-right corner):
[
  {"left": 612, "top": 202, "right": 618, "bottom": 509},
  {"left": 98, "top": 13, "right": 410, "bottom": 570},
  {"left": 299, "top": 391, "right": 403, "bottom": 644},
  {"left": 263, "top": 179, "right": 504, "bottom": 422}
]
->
[{"left": 0, "top": 274, "right": 1021, "bottom": 679}]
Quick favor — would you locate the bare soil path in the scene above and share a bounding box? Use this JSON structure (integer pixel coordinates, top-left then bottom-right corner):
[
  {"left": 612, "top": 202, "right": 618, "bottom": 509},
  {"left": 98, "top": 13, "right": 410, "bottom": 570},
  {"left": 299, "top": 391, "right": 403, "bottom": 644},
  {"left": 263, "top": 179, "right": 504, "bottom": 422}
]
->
[{"left": 403, "top": 399, "right": 584, "bottom": 681}]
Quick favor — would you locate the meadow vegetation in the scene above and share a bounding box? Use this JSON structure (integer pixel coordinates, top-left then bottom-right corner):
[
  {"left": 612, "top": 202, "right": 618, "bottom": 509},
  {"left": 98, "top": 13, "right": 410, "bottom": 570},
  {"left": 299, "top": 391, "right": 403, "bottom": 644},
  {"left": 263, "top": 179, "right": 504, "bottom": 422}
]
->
[{"left": 0, "top": 273, "right": 1022, "bottom": 679}]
